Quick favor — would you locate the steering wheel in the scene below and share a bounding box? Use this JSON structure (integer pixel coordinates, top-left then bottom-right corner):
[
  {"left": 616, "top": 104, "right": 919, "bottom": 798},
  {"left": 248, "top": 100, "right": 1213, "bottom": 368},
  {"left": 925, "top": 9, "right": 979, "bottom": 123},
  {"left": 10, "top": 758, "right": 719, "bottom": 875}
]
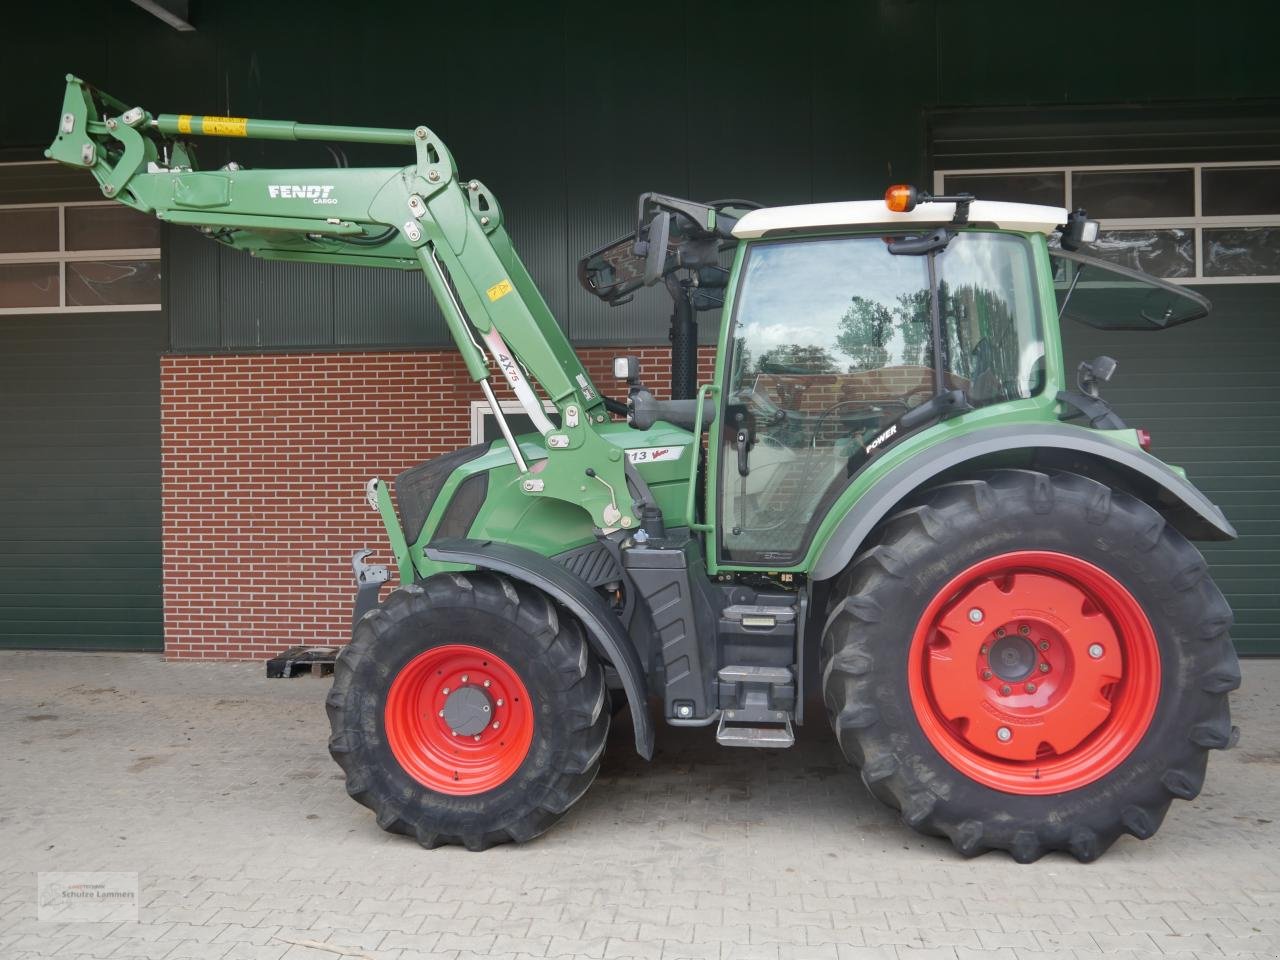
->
[{"left": 814, "top": 386, "right": 936, "bottom": 450}]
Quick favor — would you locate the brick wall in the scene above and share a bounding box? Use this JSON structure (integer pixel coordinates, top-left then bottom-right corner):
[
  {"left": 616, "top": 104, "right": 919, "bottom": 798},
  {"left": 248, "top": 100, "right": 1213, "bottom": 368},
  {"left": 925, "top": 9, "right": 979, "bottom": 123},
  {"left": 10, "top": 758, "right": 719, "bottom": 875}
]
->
[{"left": 160, "top": 345, "right": 714, "bottom": 659}]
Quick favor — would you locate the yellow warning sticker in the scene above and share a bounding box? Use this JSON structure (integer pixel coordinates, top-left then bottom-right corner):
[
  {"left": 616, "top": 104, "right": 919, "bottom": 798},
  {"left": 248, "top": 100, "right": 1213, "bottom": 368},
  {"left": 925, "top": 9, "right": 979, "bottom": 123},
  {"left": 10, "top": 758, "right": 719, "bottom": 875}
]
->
[
  {"left": 486, "top": 279, "right": 514, "bottom": 302},
  {"left": 177, "top": 114, "right": 193, "bottom": 134},
  {"left": 201, "top": 115, "right": 249, "bottom": 137}
]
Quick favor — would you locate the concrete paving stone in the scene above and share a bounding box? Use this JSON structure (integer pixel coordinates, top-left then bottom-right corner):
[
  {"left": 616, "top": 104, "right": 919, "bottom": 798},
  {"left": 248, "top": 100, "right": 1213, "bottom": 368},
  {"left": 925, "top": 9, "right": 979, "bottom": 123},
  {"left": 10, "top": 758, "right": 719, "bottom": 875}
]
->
[
  {"left": 149, "top": 943, "right": 233, "bottom": 960},
  {"left": 660, "top": 939, "right": 721, "bottom": 960},
  {"left": 993, "top": 913, "right": 1057, "bottom": 935},
  {"left": 218, "top": 945, "right": 290, "bottom": 960},
  {"left": 973, "top": 930, "right": 1040, "bottom": 951},
  {"left": 952, "top": 949, "right": 1017, "bottom": 960},
  {"left": 1052, "top": 914, "right": 1118, "bottom": 937},
  {"left": 638, "top": 924, "right": 694, "bottom": 943},
  {"left": 158, "top": 921, "right": 226, "bottom": 943},
  {"left": 47, "top": 934, "right": 118, "bottom": 957},
  {"left": 471, "top": 916, "right": 534, "bottom": 937},
  {"left": 545, "top": 936, "right": 609, "bottom": 958},
  {"left": 889, "top": 947, "right": 957, "bottom": 960},
  {"left": 603, "top": 936, "right": 664, "bottom": 960},
  {"left": 434, "top": 933, "right": 497, "bottom": 953},
  {"left": 1212, "top": 934, "right": 1280, "bottom": 955},
  {"left": 362, "top": 913, "right": 428, "bottom": 936},
  {"left": 833, "top": 948, "right": 896, "bottom": 960},
  {"left": 153, "top": 906, "right": 223, "bottom": 926},
  {"left": 1089, "top": 931, "right": 1160, "bottom": 951},
  {"left": 1033, "top": 930, "right": 1098, "bottom": 951},
  {"left": 302, "top": 912, "right": 375, "bottom": 932},
  {"left": 720, "top": 944, "right": 780, "bottom": 960},
  {"left": 774, "top": 944, "right": 838, "bottom": 960},
  {"left": 492, "top": 934, "right": 554, "bottom": 955},
  {"left": 1219, "top": 916, "right": 1278, "bottom": 938},
  {"left": 211, "top": 924, "right": 283, "bottom": 945},
  {"left": 747, "top": 925, "right": 809, "bottom": 945},
  {"left": 105, "top": 940, "right": 180, "bottom": 959},
  {"left": 584, "top": 921, "right": 642, "bottom": 941},
  {"left": 803, "top": 926, "right": 866, "bottom": 947},
  {"left": 530, "top": 919, "right": 587, "bottom": 940}
]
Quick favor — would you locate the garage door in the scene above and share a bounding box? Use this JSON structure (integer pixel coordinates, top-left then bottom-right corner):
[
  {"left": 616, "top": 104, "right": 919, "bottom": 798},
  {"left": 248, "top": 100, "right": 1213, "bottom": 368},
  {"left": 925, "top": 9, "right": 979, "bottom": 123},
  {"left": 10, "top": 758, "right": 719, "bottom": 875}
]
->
[{"left": 0, "top": 315, "right": 164, "bottom": 650}]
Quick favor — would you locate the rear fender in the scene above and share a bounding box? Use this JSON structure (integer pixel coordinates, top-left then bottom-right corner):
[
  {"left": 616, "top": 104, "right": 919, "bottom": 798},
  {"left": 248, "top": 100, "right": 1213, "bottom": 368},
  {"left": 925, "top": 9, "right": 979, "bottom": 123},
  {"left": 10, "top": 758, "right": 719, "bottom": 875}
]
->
[
  {"left": 424, "top": 537, "right": 655, "bottom": 760},
  {"left": 811, "top": 423, "right": 1235, "bottom": 582}
]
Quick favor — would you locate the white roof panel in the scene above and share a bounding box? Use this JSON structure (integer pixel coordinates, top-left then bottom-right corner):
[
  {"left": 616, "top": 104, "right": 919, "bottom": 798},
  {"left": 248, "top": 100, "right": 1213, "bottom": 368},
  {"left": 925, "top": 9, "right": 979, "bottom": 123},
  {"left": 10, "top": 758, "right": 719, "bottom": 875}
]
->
[{"left": 731, "top": 199, "right": 1068, "bottom": 239}]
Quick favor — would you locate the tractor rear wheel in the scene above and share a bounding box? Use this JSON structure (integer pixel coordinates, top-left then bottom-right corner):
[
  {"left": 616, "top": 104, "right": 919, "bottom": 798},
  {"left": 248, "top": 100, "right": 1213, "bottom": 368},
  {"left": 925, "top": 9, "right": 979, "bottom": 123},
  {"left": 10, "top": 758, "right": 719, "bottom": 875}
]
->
[
  {"left": 821, "top": 469, "right": 1240, "bottom": 862},
  {"left": 327, "top": 572, "right": 608, "bottom": 850}
]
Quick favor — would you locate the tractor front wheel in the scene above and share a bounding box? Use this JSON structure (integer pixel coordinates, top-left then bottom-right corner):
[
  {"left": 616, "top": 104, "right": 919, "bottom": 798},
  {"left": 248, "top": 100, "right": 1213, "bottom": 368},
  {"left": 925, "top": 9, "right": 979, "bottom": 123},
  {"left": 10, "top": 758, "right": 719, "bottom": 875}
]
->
[
  {"left": 327, "top": 572, "right": 608, "bottom": 850},
  {"left": 821, "top": 470, "right": 1240, "bottom": 862}
]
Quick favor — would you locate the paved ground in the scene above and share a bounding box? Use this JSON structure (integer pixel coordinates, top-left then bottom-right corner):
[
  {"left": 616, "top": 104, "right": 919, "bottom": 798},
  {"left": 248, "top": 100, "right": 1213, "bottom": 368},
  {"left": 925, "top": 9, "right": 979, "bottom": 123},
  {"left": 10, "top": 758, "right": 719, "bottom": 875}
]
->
[{"left": 0, "top": 652, "right": 1276, "bottom": 960}]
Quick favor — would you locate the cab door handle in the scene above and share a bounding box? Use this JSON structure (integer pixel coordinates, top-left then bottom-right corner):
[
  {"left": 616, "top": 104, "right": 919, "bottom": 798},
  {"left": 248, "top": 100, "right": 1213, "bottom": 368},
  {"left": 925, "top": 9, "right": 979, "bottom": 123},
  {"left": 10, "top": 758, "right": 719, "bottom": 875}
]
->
[{"left": 735, "top": 429, "right": 751, "bottom": 477}]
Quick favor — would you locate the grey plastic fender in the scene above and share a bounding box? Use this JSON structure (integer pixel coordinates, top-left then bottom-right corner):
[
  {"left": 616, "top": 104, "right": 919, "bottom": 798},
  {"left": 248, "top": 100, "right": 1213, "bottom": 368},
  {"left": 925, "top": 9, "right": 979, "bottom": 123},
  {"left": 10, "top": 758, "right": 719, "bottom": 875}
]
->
[
  {"left": 811, "top": 422, "right": 1236, "bottom": 582},
  {"left": 424, "top": 537, "right": 654, "bottom": 760}
]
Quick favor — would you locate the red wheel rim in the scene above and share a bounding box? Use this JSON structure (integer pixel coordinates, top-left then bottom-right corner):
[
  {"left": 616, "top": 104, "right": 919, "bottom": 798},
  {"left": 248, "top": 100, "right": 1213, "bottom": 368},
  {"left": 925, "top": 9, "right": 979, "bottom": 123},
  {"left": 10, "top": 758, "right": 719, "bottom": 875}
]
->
[
  {"left": 908, "top": 551, "right": 1160, "bottom": 795},
  {"left": 384, "top": 644, "right": 534, "bottom": 796}
]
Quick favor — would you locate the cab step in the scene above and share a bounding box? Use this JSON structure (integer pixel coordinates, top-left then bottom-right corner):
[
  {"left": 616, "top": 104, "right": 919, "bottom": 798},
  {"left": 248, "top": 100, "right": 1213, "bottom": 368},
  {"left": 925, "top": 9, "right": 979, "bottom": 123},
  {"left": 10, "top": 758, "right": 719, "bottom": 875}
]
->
[
  {"left": 715, "top": 664, "right": 796, "bottom": 749},
  {"left": 716, "top": 712, "right": 795, "bottom": 748}
]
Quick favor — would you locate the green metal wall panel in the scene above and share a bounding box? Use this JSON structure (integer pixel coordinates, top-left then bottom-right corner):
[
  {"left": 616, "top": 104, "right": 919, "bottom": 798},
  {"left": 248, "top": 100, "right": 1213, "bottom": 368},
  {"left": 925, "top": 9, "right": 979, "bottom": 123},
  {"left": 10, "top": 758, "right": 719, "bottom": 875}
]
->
[
  {"left": 7, "top": 1, "right": 1278, "bottom": 351},
  {"left": 0, "top": 314, "right": 164, "bottom": 650},
  {"left": 1061, "top": 285, "right": 1280, "bottom": 656}
]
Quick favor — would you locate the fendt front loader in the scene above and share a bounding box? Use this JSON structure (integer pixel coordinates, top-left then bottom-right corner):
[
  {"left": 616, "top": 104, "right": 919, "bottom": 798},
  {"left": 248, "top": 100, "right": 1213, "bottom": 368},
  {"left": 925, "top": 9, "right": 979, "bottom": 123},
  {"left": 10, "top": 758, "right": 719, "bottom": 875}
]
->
[{"left": 50, "top": 77, "right": 1242, "bottom": 862}]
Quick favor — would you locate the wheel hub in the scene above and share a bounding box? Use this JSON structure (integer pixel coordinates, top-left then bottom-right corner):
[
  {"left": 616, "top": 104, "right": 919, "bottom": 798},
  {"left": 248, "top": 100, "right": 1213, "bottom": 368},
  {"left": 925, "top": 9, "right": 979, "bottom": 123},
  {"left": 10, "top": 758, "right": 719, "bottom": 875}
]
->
[
  {"left": 988, "top": 634, "right": 1036, "bottom": 682},
  {"left": 442, "top": 685, "right": 493, "bottom": 737},
  {"left": 908, "top": 551, "right": 1161, "bottom": 794}
]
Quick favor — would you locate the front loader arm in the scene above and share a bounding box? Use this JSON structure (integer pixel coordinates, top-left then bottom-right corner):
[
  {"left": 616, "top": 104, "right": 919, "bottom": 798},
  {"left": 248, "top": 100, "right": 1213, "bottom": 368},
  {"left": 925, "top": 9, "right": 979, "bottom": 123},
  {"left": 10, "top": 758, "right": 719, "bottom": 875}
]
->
[{"left": 47, "top": 76, "right": 637, "bottom": 532}]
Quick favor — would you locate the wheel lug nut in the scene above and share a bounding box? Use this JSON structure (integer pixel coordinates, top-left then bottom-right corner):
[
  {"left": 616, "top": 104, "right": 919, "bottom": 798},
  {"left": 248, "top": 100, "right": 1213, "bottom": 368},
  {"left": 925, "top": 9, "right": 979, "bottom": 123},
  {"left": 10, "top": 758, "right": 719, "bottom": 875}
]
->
[
  {"left": 461, "top": 674, "right": 469, "bottom": 683},
  {"left": 1038, "top": 640, "right": 1049, "bottom": 651},
  {"left": 1019, "top": 624, "right": 1030, "bottom": 635},
  {"left": 473, "top": 735, "right": 481, "bottom": 741},
  {"left": 996, "top": 727, "right": 1012, "bottom": 742},
  {"left": 1039, "top": 662, "right": 1050, "bottom": 673},
  {"left": 442, "top": 687, "right": 450, "bottom": 695},
  {"left": 483, "top": 679, "right": 491, "bottom": 687},
  {"left": 982, "top": 670, "right": 993, "bottom": 680},
  {"left": 1000, "top": 684, "right": 1012, "bottom": 695},
  {"left": 979, "top": 644, "right": 988, "bottom": 655},
  {"left": 451, "top": 730, "right": 458, "bottom": 737},
  {"left": 1088, "top": 643, "right": 1104, "bottom": 659},
  {"left": 492, "top": 721, "right": 500, "bottom": 729},
  {"left": 496, "top": 698, "right": 504, "bottom": 707},
  {"left": 968, "top": 608, "right": 984, "bottom": 624},
  {"left": 995, "top": 627, "right": 1006, "bottom": 638},
  {"left": 438, "top": 709, "right": 444, "bottom": 717},
  {"left": 1025, "top": 682, "right": 1037, "bottom": 693}
]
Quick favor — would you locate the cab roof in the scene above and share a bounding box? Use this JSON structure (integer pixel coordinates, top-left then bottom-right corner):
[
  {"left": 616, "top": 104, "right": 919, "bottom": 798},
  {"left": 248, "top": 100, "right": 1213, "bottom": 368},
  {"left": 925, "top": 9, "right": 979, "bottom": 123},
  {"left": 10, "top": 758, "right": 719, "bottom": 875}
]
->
[{"left": 731, "top": 199, "right": 1069, "bottom": 239}]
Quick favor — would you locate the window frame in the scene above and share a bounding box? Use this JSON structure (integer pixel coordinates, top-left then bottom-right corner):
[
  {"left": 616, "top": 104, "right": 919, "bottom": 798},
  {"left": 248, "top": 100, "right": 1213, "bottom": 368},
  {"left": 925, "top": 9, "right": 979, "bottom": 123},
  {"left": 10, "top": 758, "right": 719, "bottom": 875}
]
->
[
  {"left": 469, "top": 399, "right": 557, "bottom": 445},
  {"left": 935, "top": 160, "right": 1280, "bottom": 285},
  {"left": 0, "top": 199, "right": 162, "bottom": 314}
]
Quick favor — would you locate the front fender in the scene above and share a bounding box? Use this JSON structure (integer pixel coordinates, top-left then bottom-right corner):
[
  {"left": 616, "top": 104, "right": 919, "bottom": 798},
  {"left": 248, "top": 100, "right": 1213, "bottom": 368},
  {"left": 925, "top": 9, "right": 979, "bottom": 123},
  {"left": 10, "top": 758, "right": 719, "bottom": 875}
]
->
[
  {"left": 811, "top": 423, "right": 1236, "bottom": 582},
  {"left": 424, "top": 537, "right": 654, "bottom": 760}
]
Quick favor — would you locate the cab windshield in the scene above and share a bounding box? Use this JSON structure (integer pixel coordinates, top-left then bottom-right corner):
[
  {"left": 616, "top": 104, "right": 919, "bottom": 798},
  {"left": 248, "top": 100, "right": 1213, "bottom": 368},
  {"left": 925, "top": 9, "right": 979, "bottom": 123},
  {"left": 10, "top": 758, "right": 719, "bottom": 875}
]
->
[{"left": 721, "top": 230, "right": 1044, "bottom": 565}]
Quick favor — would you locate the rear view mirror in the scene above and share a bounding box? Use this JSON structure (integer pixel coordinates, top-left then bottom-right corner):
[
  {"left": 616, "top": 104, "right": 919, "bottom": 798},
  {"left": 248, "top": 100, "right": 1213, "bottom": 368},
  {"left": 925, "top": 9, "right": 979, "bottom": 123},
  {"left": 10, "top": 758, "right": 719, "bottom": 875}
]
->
[{"left": 642, "top": 211, "right": 670, "bottom": 287}]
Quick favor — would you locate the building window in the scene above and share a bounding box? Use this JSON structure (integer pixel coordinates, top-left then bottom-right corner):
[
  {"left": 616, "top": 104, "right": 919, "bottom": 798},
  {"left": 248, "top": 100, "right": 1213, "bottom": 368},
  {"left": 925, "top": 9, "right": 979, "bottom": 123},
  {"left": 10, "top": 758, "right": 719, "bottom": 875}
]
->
[
  {"left": 469, "top": 400, "right": 558, "bottom": 445},
  {"left": 0, "top": 201, "right": 162, "bottom": 313},
  {"left": 934, "top": 162, "right": 1280, "bottom": 284}
]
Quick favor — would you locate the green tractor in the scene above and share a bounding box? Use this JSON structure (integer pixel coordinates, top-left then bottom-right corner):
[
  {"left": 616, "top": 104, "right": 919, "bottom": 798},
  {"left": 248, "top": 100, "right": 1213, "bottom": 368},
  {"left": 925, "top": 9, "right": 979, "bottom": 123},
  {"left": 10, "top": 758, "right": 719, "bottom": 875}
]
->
[{"left": 49, "top": 78, "right": 1241, "bottom": 862}]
